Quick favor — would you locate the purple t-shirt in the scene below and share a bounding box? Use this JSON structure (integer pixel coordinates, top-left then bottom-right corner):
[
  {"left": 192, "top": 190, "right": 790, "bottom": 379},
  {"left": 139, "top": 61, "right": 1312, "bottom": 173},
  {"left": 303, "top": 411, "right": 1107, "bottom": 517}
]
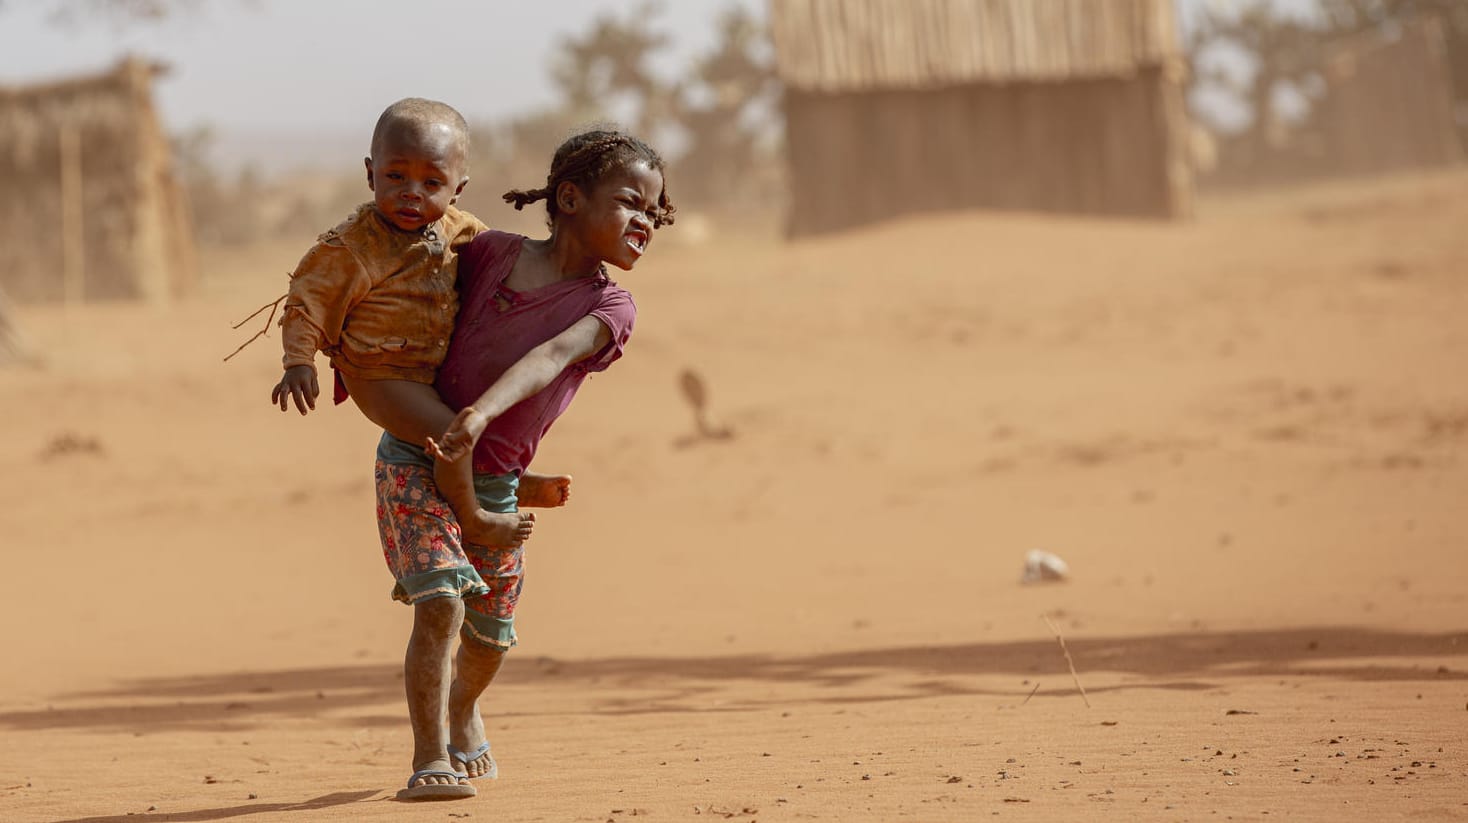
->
[{"left": 436, "top": 230, "right": 636, "bottom": 476}]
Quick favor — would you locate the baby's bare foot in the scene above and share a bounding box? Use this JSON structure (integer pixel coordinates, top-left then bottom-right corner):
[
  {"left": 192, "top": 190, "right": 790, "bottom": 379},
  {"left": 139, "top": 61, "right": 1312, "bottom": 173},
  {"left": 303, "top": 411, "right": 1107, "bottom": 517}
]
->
[
  {"left": 461, "top": 510, "right": 534, "bottom": 548},
  {"left": 516, "top": 473, "right": 572, "bottom": 508}
]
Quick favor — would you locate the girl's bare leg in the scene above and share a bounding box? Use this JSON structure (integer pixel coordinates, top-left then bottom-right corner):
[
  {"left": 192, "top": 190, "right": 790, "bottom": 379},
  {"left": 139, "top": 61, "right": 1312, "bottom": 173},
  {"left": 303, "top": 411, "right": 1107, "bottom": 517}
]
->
[
  {"left": 447, "top": 634, "right": 506, "bottom": 779},
  {"left": 404, "top": 597, "right": 468, "bottom": 789}
]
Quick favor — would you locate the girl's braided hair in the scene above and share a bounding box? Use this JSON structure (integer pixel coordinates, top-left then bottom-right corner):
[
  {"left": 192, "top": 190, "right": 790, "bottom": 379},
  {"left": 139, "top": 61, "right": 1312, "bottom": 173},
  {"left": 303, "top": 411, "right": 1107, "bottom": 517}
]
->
[{"left": 503, "top": 129, "right": 675, "bottom": 229}]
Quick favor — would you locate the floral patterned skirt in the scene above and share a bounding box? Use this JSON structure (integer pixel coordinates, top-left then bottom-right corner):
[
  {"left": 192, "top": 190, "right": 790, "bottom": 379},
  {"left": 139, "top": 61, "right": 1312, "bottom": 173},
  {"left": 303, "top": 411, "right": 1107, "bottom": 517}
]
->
[{"left": 374, "top": 459, "right": 523, "bottom": 649}]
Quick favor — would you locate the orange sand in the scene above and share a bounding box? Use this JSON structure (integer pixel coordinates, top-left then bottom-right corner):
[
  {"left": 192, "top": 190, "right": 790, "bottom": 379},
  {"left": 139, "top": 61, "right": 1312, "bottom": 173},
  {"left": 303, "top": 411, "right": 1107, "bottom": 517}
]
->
[{"left": 1, "top": 171, "right": 1465, "bottom": 821}]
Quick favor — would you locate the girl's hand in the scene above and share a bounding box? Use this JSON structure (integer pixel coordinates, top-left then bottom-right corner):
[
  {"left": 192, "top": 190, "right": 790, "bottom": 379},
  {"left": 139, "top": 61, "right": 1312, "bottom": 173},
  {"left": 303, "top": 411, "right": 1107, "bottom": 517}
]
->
[
  {"left": 272, "top": 365, "right": 319, "bottom": 415},
  {"left": 426, "top": 406, "right": 489, "bottom": 463}
]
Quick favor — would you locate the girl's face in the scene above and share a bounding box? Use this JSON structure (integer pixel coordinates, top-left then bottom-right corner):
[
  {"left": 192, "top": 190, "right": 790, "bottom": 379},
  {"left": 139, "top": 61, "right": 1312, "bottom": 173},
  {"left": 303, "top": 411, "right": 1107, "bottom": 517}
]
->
[
  {"left": 569, "top": 160, "right": 664, "bottom": 271},
  {"left": 365, "top": 122, "right": 468, "bottom": 233}
]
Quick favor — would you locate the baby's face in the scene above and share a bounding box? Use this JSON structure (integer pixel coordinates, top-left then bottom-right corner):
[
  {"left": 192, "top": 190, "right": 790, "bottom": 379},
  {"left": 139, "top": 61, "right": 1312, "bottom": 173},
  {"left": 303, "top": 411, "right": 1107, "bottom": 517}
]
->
[{"left": 365, "top": 121, "right": 467, "bottom": 233}]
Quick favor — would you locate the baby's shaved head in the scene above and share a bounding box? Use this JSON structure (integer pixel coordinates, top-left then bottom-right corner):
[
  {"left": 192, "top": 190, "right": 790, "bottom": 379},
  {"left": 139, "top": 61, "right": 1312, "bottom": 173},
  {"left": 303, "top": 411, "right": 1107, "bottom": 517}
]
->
[{"left": 370, "top": 97, "right": 471, "bottom": 164}]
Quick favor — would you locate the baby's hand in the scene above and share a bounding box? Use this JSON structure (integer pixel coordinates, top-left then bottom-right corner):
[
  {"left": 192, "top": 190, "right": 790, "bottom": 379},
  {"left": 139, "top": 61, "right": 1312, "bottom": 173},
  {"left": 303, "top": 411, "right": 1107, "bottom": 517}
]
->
[
  {"left": 271, "top": 365, "right": 319, "bottom": 415},
  {"left": 427, "top": 406, "right": 489, "bottom": 463}
]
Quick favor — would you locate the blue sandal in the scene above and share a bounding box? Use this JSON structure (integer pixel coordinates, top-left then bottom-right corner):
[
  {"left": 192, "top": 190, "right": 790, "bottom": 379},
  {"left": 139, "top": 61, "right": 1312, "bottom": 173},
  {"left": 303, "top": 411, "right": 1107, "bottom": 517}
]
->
[
  {"left": 395, "top": 768, "right": 475, "bottom": 801},
  {"left": 448, "top": 742, "right": 498, "bottom": 780}
]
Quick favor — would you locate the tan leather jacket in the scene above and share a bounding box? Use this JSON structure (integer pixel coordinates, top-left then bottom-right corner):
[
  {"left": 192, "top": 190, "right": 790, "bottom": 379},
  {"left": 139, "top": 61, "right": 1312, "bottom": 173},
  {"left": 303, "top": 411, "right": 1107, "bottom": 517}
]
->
[{"left": 279, "top": 203, "right": 487, "bottom": 383}]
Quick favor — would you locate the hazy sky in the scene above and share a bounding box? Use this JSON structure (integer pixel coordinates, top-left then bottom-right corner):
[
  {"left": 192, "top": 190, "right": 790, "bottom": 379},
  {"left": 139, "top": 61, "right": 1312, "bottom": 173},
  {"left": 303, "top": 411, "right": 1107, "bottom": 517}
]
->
[
  {"left": 0, "top": 0, "right": 1316, "bottom": 168},
  {"left": 1, "top": 1, "right": 761, "bottom": 131}
]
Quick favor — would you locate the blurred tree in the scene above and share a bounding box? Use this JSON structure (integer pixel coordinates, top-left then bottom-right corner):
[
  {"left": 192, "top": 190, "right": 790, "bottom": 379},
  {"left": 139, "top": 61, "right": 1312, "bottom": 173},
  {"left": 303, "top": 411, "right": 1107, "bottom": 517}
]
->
[
  {"left": 172, "top": 126, "right": 272, "bottom": 246},
  {"left": 497, "top": 1, "right": 785, "bottom": 215},
  {"left": 472, "top": 1, "right": 677, "bottom": 225},
  {"left": 548, "top": 1, "right": 674, "bottom": 138},
  {"left": 1316, "top": 0, "right": 1468, "bottom": 144},
  {"left": 171, "top": 126, "right": 227, "bottom": 245},
  {"left": 1187, "top": 2, "right": 1325, "bottom": 163},
  {"left": 1187, "top": 0, "right": 1467, "bottom": 179},
  {"left": 8, "top": 0, "right": 211, "bottom": 27},
  {"left": 670, "top": 5, "right": 782, "bottom": 208}
]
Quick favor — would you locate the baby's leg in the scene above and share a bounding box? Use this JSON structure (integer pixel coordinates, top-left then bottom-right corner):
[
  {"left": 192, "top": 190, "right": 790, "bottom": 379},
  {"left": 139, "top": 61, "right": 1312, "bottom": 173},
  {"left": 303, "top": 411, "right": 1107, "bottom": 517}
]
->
[
  {"left": 343, "top": 376, "right": 532, "bottom": 547},
  {"left": 516, "top": 472, "right": 572, "bottom": 508},
  {"left": 435, "top": 459, "right": 534, "bottom": 547}
]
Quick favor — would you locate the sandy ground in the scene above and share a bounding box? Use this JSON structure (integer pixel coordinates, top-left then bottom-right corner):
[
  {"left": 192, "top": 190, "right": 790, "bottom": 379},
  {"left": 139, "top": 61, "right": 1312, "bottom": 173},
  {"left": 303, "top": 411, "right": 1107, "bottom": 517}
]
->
[{"left": 1, "top": 171, "right": 1466, "bottom": 822}]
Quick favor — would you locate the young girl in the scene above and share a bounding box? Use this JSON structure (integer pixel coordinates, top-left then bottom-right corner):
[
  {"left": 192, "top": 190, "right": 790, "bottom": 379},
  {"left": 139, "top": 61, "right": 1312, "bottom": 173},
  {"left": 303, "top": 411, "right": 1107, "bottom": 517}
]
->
[{"left": 375, "top": 129, "right": 673, "bottom": 800}]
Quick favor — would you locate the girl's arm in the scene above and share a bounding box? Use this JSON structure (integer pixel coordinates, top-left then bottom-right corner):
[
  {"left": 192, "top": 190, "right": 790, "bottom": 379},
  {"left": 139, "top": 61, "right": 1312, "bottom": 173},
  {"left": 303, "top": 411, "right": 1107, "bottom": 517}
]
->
[{"left": 428, "top": 314, "right": 613, "bottom": 463}]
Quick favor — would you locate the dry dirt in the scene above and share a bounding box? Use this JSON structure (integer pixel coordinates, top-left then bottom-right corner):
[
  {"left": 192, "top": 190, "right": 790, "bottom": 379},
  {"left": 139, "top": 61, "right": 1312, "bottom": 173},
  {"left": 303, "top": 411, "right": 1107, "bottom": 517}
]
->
[{"left": 2, "top": 171, "right": 1466, "bottom": 822}]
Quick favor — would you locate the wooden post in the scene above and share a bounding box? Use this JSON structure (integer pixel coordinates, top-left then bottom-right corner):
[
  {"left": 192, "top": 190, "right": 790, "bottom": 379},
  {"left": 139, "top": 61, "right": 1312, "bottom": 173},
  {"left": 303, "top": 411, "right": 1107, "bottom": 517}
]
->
[{"left": 59, "top": 122, "right": 84, "bottom": 307}]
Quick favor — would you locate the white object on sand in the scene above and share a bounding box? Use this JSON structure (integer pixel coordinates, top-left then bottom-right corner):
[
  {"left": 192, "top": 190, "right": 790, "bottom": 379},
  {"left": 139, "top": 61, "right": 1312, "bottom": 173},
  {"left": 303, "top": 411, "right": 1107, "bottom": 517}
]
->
[{"left": 1021, "top": 550, "right": 1070, "bottom": 584}]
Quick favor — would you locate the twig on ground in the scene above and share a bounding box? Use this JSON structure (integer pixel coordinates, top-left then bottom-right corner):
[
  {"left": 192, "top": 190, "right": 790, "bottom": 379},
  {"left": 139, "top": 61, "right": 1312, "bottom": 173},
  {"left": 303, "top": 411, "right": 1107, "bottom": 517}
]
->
[
  {"left": 1043, "top": 613, "right": 1091, "bottom": 708},
  {"left": 1019, "top": 681, "right": 1042, "bottom": 706}
]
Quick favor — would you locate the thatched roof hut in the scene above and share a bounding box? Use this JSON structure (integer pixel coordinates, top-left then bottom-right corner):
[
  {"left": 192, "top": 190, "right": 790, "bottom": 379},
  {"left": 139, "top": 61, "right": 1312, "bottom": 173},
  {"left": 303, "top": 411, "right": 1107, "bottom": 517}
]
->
[
  {"left": 770, "top": 0, "right": 1193, "bottom": 236},
  {"left": 0, "top": 57, "right": 196, "bottom": 303}
]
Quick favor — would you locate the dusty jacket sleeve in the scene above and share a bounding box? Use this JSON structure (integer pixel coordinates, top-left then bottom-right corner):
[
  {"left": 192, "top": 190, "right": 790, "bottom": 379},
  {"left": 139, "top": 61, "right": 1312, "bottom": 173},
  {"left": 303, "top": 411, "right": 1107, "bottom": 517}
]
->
[{"left": 279, "top": 240, "right": 372, "bottom": 370}]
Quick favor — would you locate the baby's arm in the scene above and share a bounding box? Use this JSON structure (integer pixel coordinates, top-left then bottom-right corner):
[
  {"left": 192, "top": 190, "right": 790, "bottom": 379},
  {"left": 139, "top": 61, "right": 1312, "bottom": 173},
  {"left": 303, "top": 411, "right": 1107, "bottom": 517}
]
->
[
  {"left": 270, "top": 242, "right": 370, "bottom": 415},
  {"left": 430, "top": 315, "right": 613, "bottom": 463},
  {"left": 342, "top": 376, "right": 533, "bottom": 548},
  {"left": 272, "top": 300, "right": 329, "bottom": 413},
  {"left": 271, "top": 364, "right": 319, "bottom": 415}
]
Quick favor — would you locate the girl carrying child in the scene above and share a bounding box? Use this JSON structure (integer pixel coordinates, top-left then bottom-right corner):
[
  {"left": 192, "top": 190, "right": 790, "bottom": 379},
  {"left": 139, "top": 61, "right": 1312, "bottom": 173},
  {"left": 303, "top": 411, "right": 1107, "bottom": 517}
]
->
[{"left": 378, "top": 129, "right": 673, "bottom": 800}]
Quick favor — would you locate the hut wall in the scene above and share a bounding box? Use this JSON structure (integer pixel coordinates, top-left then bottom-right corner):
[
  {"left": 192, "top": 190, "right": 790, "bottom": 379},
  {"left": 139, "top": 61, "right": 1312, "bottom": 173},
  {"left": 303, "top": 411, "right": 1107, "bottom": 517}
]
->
[
  {"left": 0, "top": 285, "right": 25, "bottom": 364},
  {"left": 784, "top": 69, "right": 1186, "bottom": 237},
  {"left": 0, "top": 59, "right": 196, "bottom": 304},
  {"left": 1316, "top": 19, "right": 1462, "bottom": 177}
]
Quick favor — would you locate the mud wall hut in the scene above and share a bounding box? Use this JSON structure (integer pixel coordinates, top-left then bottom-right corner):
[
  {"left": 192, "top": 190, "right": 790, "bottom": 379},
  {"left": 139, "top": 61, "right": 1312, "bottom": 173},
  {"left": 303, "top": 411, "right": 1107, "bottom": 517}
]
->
[
  {"left": 770, "top": 0, "right": 1194, "bottom": 237},
  {"left": 0, "top": 57, "right": 196, "bottom": 303},
  {"left": 1316, "top": 18, "right": 1462, "bottom": 177},
  {"left": 0, "top": 285, "right": 25, "bottom": 365}
]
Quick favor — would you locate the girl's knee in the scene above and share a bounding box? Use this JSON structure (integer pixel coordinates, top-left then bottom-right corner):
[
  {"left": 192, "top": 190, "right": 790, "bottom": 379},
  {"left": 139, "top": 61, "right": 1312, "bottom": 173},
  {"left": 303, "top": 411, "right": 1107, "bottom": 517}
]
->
[
  {"left": 457, "top": 637, "right": 506, "bottom": 679},
  {"left": 413, "top": 596, "right": 465, "bottom": 636},
  {"left": 460, "top": 634, "right": 506, "bottom": 663}
]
